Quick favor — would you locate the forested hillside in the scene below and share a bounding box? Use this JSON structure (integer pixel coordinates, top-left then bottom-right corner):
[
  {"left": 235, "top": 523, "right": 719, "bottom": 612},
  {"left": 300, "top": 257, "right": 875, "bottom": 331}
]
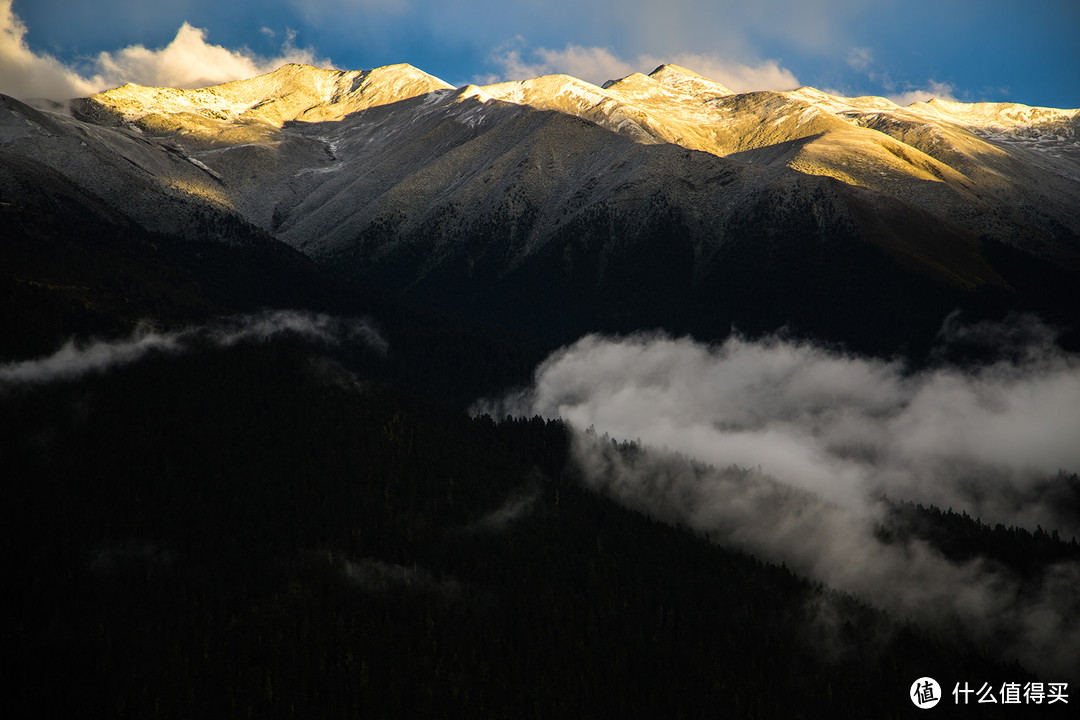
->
[{"left": 9, "top": 339, "right": 1063, "bottom": 718}]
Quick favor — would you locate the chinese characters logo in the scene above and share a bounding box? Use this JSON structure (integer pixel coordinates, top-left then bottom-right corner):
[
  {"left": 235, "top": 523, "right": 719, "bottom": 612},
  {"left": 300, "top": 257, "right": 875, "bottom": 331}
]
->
[{"left": 911, "top": 677, "right": 942, "bottom": 709}]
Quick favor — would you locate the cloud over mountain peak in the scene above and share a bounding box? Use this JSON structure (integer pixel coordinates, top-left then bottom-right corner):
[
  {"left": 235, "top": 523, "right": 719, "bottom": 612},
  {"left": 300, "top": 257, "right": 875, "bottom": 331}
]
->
[{"left": 0, "top": 2, "right": 329, "bottom": 101}]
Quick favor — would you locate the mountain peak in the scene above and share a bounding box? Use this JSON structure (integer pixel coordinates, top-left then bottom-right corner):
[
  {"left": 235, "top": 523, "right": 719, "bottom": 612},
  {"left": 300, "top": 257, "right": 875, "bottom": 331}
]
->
[
  {"left": 647, "top": 63, "right": 733, "bottom": 97},
  {"left": 479, "top": 74, "right": 610, "bottom": 113},
  {"left": 649, "top": 63, "right": 702, "bottom": 78},
  {"left": 75, "top": 62, "right": 452, "bottom": 133}
]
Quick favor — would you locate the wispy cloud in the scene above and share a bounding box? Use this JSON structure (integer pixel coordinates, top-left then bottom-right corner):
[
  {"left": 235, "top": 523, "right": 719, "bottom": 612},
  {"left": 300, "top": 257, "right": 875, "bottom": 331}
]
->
[
  {"left": 0, "top": 310, "right": 385, "bottom": 389},
  {"left": 0, "top": 1, "right": 330, "bottom": 100},
  {"left": 839, "top": 47, "right": 959, "bottom": 105},
  {"left": 343, "top": 557, "right": 463, "bottom": 599},
  {"left": 458, "top": 480, "right": 543, "bottom": 534},
  {"left": 846, "top": 46, "right": 872, "bottom": 72}
]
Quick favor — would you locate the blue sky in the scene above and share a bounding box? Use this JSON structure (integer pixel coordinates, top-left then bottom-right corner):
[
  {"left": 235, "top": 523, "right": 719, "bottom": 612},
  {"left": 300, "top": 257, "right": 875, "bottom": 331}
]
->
[{"left": 3, "top": 0, "right": 1078, "bottom": 107}]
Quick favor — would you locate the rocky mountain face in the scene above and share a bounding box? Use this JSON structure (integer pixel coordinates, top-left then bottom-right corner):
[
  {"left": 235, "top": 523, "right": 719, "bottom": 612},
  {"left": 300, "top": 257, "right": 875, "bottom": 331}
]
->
[{"left": 4, "top": 62, "right": 1079, "bottom": 354}]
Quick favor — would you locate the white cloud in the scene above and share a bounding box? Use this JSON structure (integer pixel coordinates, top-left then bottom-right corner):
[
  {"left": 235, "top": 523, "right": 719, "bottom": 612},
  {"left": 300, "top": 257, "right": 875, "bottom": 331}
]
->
[
  {"left": 0, "top": 1, "right": 331, "bottom": 101},
  {"left": 643, "top": 52, "right": 799, "bottom": 92},
  {"left": 477, "top": 322, "right": 1080, "bottom": 676},
  {"left": 487, "top": 41, "right": 799, "bottom": 92},
  {"left": 0, "top": 0, "right": 98, "bottom": 99},
  {"left": 492, "top": 43, "right": 634, "bottom": 86},
  {"left": 92, "top": 22, "right": 329, "bottom": 90},
  {"left": 889, "top": 79, "right": 958, "bottom": 106},
  {"left": 480, "top": 323, "right": 1080, "bottom": 533}
]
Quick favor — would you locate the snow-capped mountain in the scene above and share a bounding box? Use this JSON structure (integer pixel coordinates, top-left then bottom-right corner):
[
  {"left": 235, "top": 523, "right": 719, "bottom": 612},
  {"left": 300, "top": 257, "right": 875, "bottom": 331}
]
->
[
  {"left": 72, "top": 63, "right": 451, "bottom": 140},
  {"left": 3, "top": 62, "right": 1079, "bottom": 352},
  {"left": 61, "top": 62, "right": 1080, "bottom": 257}
]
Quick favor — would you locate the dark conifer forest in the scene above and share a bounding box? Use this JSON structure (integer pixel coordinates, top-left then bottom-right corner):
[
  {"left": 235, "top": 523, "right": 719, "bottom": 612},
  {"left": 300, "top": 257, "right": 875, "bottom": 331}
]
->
[{"left": 9, "top": 336, "right": 1072, "bottom": 719}]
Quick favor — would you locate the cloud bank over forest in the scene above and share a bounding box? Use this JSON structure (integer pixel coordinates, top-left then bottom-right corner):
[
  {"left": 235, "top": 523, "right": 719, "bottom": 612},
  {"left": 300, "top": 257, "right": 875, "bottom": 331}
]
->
[
  {"left": 482, "top": 323, "right": 1080, "bottom": 532},
  {"left": 478, "top": 322, "right": 1080, "bottom": 676}
]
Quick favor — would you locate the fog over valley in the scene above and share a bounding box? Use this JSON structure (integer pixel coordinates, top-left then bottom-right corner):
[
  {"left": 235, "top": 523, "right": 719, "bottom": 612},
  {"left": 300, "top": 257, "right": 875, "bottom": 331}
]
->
[{"left": 477, "top": 320, "right": 1080, "bottom": 677}]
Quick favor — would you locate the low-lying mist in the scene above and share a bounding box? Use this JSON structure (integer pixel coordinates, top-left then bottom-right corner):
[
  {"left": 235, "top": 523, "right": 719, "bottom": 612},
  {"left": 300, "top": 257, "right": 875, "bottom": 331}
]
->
[
  {"left": 476, "top": 320, "right": 1080, "bottom": 677},
  {"left": 0, "top": 310, "right": 386, "bottom": 389},
  {"left": 481, "top": 320, "right": 1080, "bottom": 533}
]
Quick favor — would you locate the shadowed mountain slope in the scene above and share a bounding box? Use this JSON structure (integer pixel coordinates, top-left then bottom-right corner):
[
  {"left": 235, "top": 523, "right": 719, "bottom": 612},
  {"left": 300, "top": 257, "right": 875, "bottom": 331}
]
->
[{"left": 5, "top": 62, "right": 1079, "bottom": 355}]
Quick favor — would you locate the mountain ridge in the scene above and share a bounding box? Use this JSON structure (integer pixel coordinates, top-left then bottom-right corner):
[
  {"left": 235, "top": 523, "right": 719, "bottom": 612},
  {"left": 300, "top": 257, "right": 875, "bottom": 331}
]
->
[
  {"left": 68, "top": 61, "right": 1080, "bottom": 259},
  {"left": 4, "top": 61, "right": 1080, "bottom": 356}
]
